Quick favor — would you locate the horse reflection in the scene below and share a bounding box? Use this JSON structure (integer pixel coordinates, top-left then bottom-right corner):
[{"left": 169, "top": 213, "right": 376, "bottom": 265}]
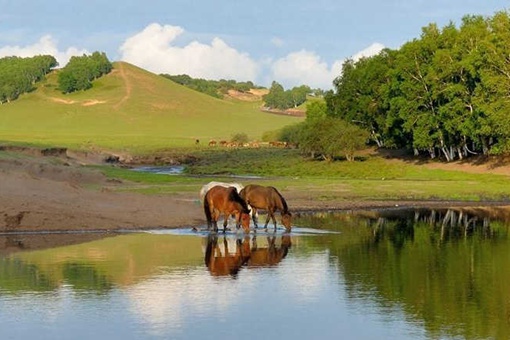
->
[
  {"left": 204, "top": 234, "right": 292, "bottom": 277},
  {"left": 204, "top": 235, "right": 251, "bottom": 277},
  {"left": 247, "top": 235, "right": 291, "bottom": 268}
]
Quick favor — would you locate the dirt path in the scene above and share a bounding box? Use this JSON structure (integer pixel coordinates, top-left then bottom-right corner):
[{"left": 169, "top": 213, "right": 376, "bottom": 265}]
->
[{"left": 114, "top": 62, "right": 132, "bottom": 109}]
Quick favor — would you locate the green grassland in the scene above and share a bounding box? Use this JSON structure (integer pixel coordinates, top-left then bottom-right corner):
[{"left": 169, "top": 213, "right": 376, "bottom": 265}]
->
[
  {"left": 2, "top": 61, "right": 510, "bottom": 203},
  {"left": 96, "top": 148, "right": 510, "bottom": 203},
  {"left": 0, "top": 62, "right": 301, "bottom": 152}
]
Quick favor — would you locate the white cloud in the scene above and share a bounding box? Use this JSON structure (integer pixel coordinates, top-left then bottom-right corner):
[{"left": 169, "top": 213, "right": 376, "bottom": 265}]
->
[
  {"left": 119, "top": 23, "right": 259, "bottom": 81},
  {"left": 351, "top": 42, "right": 385, "bottom": 61},
  {"left": 270, "top": 50, "right": 340, "bottom": 89},
  {"left": 270, "top": 43, "right": 385, "bottom": 89},
  {"left": 118, "top": 23, "right": 386, "bottom": 90},
  {"left": 0, "top": 35, "right": 88, "bottom": 67}
]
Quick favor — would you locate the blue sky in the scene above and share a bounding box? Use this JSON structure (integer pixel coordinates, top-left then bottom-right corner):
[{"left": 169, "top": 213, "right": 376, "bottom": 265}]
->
[{"left": 1, "top": 0, "right": 508, "bottom": 89}]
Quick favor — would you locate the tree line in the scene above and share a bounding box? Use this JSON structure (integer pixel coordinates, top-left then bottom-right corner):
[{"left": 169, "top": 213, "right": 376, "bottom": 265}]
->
[
  {"left": 262, "top": 81, "right": 312, "bottom": 110},
  {"left": 57, "top": 52, "right": 112, "bottom": 94},
  {"left": 0, "top": 55, "right": 57, "bottom": 103},
  {"left": 161, "top": 74, "right": 261, "bottom": 99},
  {"left": 324, "top": 11, "right": 510, "bottom": 160}
]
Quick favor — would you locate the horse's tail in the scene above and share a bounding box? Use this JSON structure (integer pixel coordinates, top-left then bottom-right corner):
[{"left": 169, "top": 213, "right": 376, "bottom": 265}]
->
[
  {"left": 271, "top": 186, "right": 289, "bottom": 214},
  {"left": 203, "top": 193, "right": 213, "bottom": 224}
]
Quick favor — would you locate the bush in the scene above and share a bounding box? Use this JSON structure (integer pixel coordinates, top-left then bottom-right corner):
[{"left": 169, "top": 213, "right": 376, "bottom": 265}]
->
[{"left": 231, "top": 132, "right": 249, "bottom": 144}]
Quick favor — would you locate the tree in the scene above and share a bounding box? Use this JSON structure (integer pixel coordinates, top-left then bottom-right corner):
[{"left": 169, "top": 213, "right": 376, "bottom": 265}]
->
[
  {"left": 296, "top": 117, "right": 368, "bottom": 161},
  {"left": 305, "top": 100, "right": 327, "bottom": 122},
  {"left": 57, "top": 52, "right": 112, "bottom": 94}
]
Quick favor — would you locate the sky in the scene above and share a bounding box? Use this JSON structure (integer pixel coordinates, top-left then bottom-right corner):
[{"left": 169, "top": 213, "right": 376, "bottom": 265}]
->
[{"left": 1, "top": 0, "right": 508, "bottom": 90}]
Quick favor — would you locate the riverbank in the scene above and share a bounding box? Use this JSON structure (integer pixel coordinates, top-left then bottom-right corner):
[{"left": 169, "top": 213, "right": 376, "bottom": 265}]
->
[{"left": 1, "top": 149, "right": 510, "bottom": 233}]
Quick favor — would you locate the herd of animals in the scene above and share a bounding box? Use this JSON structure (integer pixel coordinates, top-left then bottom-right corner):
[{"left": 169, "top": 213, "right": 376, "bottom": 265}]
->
[{"left": 199, "top": 181, "right": 292, "bottom": 233}]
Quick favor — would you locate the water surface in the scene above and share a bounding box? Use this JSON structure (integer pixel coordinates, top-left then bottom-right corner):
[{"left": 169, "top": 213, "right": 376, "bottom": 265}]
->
[{"left": 1, "top": 207, "right": 509, "bottom": 339}]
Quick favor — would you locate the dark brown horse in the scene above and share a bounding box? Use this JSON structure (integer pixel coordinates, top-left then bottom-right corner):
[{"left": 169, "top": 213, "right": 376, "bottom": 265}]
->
[
  {"left": 203, "top": 185, "right": 251, "bottom": 233},
  {"left": 239, "top": 184, "right": 292, "bottom": 232}
]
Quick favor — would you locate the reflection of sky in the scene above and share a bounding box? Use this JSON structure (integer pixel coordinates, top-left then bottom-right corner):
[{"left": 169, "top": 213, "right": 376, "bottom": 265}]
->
[
  {"left": 0, "top": 243, "right": 426, "bottom": 339},
  {"left": 125, "top": 250, "right": 424, "bottom": 339}
]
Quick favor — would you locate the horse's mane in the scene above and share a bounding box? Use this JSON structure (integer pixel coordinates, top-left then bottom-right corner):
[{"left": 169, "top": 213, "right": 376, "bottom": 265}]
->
[
  {"left": 269, "top": 186, "right": 289, "bottom": 213},
  {"left": 229, "top": 188, "right": 250, "bottom": 213}
]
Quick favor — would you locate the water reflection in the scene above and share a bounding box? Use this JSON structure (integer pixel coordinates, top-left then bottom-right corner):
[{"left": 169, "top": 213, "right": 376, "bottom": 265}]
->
[
  {"left": 295, "top": 206, "right": 510, "bottom": 339},
  {"left": 2, "top": 207, "right": 510, "bottom": 339},
  {"left": 204, "top": 234, "right": 292, "bottom": 277}
]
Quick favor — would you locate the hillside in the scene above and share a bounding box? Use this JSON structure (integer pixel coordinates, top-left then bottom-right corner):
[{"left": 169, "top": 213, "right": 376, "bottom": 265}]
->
[{"left": 0, "top": 62, "right": 302, "bottom": 152}]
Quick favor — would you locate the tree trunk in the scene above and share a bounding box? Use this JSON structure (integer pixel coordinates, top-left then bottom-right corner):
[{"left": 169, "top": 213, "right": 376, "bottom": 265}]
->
[{"left": 441, "top": 147, "right": 452, "bottom": 162}]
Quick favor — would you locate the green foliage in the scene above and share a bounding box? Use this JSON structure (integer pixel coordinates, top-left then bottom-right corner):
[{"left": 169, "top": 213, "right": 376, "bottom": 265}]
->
[
  {"left": 57, "top": 52, "right": 112, "bottom": 94},
  {"left": 161, "top": 74, "right": 259, "bottom": 98},
  {"left": 261, "top": 130, "right": 281, "bottom": 142},
  {"left": 305, "top": 100, "right": 327, "bottom": 121},
  {"left": 0, "top": 55, "right": 57, "bottom": 103},
  {"left": 263, "top": 81, "right": 311, "bottom": 110},
  {"left": 231, "top": 132, "right": 249, "bottom": 144},
  {"left": 288, "top": 117, "right": 369, "bottom": 161},
  {"left": 326, "top": 10, "right": 510, "bottom": 159}
]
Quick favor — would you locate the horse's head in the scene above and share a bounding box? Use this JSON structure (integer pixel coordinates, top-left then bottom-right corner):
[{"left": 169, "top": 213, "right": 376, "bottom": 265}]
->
[
  {"left": 281, "top": 212, "right": 292, "bottom": 232},
  {"left": 239, "top": 210, "right": 251, "bottom": 233}
]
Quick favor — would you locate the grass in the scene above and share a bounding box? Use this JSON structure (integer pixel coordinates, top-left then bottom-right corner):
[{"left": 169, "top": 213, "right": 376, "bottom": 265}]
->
[
  {"left": 2, "top": 61, "right": 510, "bottom": 204},
  {"left": 94, "top": 147, "right": 510, "bottom": 202},
  {"left": 0, "top": 62, "right": 301, "bottom": 152}
]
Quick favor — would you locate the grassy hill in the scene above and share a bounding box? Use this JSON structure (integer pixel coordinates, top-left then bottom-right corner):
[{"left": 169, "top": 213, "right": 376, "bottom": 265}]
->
[{"left": 0, "top": 62, "right": 302, "bottom": 153}]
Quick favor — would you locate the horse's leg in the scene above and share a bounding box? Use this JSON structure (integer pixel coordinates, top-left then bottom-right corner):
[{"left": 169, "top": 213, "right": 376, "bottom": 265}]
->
[
  {"left": 222, "top": 213, "right": 229, "bottom": 233},
  {"left": 272, "top": 211, "right": 278, "bottom": 232},
  {"left": 212, "top": 210, "right": 219, "bottom": 233},
  {"left": 263, "top": 212, "right": 272, "bottom": 230},
  {"left": 251, "top": 208, "right": 259, "bottom": 228},
  {"left": 234, "top": 212, "right": 240, "bottom": 230}
]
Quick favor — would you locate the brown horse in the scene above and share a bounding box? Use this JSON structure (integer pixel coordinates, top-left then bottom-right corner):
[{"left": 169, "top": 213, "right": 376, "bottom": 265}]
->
[
  {"left": 247, "top": 235, "right": 291, "bottom": 268},
  {"left": 239, "top": 184, "right": 292, "bottom": 232},
  {"left": 204, "top": 185, "right": 251, "bottom": 233},
  {"left": 204, "top": 235, "right": 251, "bottom": 277}
]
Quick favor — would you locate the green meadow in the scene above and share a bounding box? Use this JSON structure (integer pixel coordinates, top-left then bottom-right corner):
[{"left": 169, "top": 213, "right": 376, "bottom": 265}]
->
[
  {"left": 2, "top": 61, "right": 510, "bottom": 203},
  {"left": 0, "top": 62, "right": 300, "bottom": 152}
]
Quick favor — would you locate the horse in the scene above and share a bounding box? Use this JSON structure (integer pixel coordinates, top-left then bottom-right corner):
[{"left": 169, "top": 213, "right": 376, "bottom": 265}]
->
[
  {"left": 203, "top": 185, "right": 251, "bottom": 233},
  {"left": 199, "top": 181, "right": 244, "bottom": 203},
  {"left": 204, "top": 235, "right": 251, "bottom": 277},
  {"left": 247, "top": 234, "right": 291, "bottom": 268},
  {"left": 239, "top": 184, "right": 292, "bottom": 232},
  {"left": 200, "top": 182, "right": 257, "bottom": 228}
]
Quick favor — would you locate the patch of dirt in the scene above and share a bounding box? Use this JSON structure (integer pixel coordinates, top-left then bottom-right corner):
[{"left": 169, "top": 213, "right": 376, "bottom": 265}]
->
[
  {"left": 50, "top": 97, "right": 75, "bottom": 104},
  {"left": 82, "top": 100, "right": 106, "bottom": 106},
  {"left": 374, "top": 148, "right": 510, "bottom": 176},
  {"left": 260, "top": 107, "right": 305, "bottom": 117}
]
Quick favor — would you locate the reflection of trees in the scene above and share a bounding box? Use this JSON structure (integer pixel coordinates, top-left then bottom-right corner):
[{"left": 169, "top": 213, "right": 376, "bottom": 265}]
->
[
  {"left": 0, "top": 258, "right": 57, "bottom": 292},
  {"left": 62, "top": 263, "right": 113, "bottom": 294},
  {"left": 0, "top": 234, "right": 204, "bottom": 295},
  {"left": 299, "top": 208, "right": 510, "bottom": 339}
]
